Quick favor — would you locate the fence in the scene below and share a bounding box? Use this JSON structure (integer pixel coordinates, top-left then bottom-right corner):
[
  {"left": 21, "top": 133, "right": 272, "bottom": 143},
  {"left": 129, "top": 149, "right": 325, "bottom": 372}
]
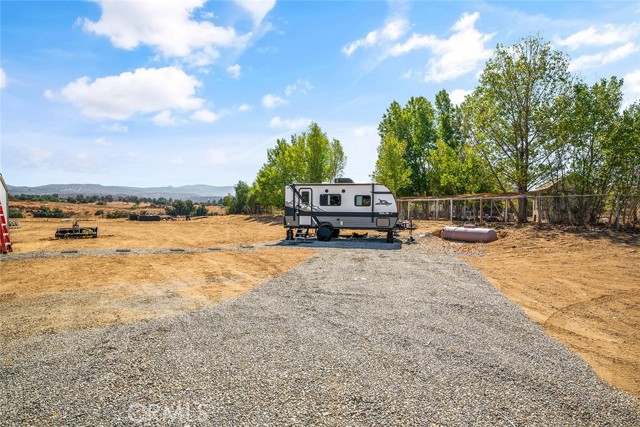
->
[{"left": 397, "top": 194, "right": 640, "bottom": 229}]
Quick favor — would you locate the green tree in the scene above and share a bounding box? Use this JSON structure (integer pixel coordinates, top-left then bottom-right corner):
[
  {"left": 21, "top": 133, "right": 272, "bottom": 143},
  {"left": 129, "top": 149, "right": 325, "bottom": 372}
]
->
[
  {"left": 303, "top": 123, "right": 330, "bottom": 182},
  {"left": 165, "top": 200, "right": 195, "bottom": 216},
  {"left": 435, "top": 89, "right": 463, "bottom": 150},
  {"left": 609, "top": 102, "right": 640, "bottom": 195},
  {"left": 428, "top": 140, "right": 494, "bottom": 196},
  {"left": 225, "top": 181, "right": 251, "bottom": 214},
  {"left": 326, "top": 138, "right": 347, "bottom": 181},
  {"left": 194, "top": 204, "right": 209, "bottom": 217},
  {"left": 378, "top": 97, "right": 438, "bottom": 195},
  {"left": 372, "top": 133, "right": 412, "bottom": 195},
  {"left": 555, "top": 77, "right": 624, "bottom": 223},
  {"left": 252, "top": 123, "right": 346, "bottom": 208},
  {"left": 466, "top": 36, "right": 572, "bottom": 222},
  {"left": 252, "top": 138, "right": 300, "bottom": 209}
]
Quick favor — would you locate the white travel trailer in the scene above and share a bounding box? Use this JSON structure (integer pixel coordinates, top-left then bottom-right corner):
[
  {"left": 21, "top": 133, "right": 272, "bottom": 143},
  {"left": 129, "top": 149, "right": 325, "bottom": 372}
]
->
[{"left": 284, "top": 180, "right": 399, "bottom": 242}]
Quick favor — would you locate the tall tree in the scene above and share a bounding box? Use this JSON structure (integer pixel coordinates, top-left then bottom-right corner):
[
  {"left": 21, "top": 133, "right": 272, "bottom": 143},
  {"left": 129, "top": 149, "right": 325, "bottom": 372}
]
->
[
  {"left": 428, "top": 140, "right": 495, "bottom": 196},
  {"left": 378, "top": 97, "right": 437, "bottom": 195},
  {"left": 302, "top": 122, "right": 331, "bottom": 182},
  {"left": 609, "top": 102, "right": 640, "bottom": 195},
  {"left": 559, "top": 77, "right": 624, "bottom": 223},
  {"left": 224, "top": 181, "right": 251, "bottom": 214},
  {"left": 435, "top": 89, "right": 463, "bottom": 150},
  {"left": 465, "top": 36, "right": 572, "bottom": 222},
  {"left": 327, "top": 138, "right": 347, "bottom": 181},
  {"left": 429, "top": 89, "right": 494, "bottom": 196},
  {"left": 252, "top": 123, "right": 347, "bottom": 209},
  {"left": 252, "top": 138, "right": 299, "bottom": 208},
  {"left": 372, "top": 133, "right": 412, "bottom": 195}
]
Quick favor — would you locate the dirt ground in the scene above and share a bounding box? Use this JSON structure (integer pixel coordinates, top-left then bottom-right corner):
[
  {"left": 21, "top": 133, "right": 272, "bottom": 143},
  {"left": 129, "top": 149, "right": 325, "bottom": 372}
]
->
[
  {"left": 7, "top": 215, "right": 282, "bottom": 252},
  {"left": 1, "top": 216, "right": 315, "bottom": 342},
  {"left": 1, "top": 211, "right": 639, "bottom": 401},
  {"left": 412, "top": 220, "right": 639, "bottom": 400},
  {"left": 465, "top": 224, "right": 640, "bottom": 401}
]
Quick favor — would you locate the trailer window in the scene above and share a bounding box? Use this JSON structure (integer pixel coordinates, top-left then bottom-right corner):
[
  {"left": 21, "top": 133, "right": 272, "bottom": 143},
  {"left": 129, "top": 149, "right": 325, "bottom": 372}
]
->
[
  {"left": 300, "top": 191, "right": 310, "bottom": 204},
  {"left": 320, "top": 194, "right": 341, "bottom": 206},
  {"left": 355, "top": 195, "right": 371, "bottom": 206}
]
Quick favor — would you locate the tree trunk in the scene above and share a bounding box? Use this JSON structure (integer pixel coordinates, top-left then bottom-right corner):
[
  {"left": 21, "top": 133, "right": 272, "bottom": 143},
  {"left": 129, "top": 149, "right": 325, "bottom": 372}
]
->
[{"left": 518, "top": 196, "right": 528, "bottom": 223}]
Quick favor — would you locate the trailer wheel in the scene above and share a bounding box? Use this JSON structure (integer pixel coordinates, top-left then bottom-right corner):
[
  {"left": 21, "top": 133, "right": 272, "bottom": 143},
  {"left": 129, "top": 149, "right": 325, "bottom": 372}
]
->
[
  {"left": 286, "top": 229, "right": 294, "bottom": 240},
  {"left": 331, "top": 229, "right": 340, "bottom": 238},
  {"left": 317, "top": 225, "right": 332, "bottom": 241}
]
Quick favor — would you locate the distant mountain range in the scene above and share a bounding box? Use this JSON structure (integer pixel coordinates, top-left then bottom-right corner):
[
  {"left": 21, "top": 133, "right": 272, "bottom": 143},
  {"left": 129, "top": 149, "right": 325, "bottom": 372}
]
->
[{"left": 8, "top": 183, "right": 234, "bottom": 202}]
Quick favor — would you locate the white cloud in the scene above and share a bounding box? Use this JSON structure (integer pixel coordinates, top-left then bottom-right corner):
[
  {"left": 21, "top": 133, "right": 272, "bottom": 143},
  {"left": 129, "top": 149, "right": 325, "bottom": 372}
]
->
[
  {"left": 388, "top": 12, "right": 494, "bottom": 83},
  {"left": 95, "top": 137, "right": 110, "bottom": 146},
  {"left": 343, "top": 18, "right": 409, "bottom": 56},
  {"left": 0, "top": 68, "right": 6, "bottom": 89},
  {"left": 262, "top": 94, "right": 288, "bottom": 109},
  {"left": 204, "top": 148, "right": 228, "bottom": 165},
  {"left": 82, "top": 0, "right": 251, "bottom": 66},
  {"left": 569, "top": 42, "right": 638, "bottom": 71},
  {"left": 58, "top": 67, "right": 204, "bottom": 120},
  {"left": 170, "top": 156, "right": 185, "bottom": 165},
  {"left": 285, "top": 78, "right": 313, "bottom": 96},
  {"left": 101, "top": 123, "right": 129, "bottom": 133},
  {"left": 624, "top": 69, "right": 640, "bottom": 99},
  {"left": 238, "top": 103, "right": 253, "bottom": 112},
  {"left": 449, "top": 89, "right": 473, "bottom": 105},
  {"left": 227, "top": 64, "right": 242, "bottom": 79},
  {"left": 17, "top": 146, "right": 53, "bottom": 166},
  {"left": 556, "top": 24, "right": 638, "bottom": 49},
  {"left": 353, "top": 125, "right": 377, "bottom": 139},
  {"left": 152, "top": 110, "right": 178, "bottom": 126},
  {"left": 234, "top": 0, "right": 276, "bottom": 26},
  {"left": 269, "top": 116, "right": 311, "bottom": 130},
  {"left": 191, "top": 108, "right": 221, "bottom": 123}
]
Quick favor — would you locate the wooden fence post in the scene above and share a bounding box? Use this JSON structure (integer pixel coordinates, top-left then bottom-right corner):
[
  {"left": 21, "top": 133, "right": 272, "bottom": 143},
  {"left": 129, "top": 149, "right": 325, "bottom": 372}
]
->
[
  {"left": 504, "top": 198, "right": 508, "bottom": 223},
  {"left": 450, "top": 199, "right": 453, "bottom": 222}
]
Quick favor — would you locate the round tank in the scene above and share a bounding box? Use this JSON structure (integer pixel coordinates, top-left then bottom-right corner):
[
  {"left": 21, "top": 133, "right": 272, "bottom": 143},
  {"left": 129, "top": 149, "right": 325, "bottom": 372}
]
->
[{"left": 442, "top": 226, "right": 498, "bottom": 243}]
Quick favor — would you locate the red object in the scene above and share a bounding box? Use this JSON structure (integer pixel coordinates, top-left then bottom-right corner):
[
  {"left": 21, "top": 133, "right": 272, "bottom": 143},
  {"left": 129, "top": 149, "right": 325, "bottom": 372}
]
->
[{"left": 0, "top": 201, "right": 12, "bottom": 254}]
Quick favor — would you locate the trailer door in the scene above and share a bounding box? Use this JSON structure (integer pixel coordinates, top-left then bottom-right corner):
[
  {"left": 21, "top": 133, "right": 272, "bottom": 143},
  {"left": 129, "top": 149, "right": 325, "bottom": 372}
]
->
[{"left": 298, "top": 188, "right": 313, "bottom": 226}]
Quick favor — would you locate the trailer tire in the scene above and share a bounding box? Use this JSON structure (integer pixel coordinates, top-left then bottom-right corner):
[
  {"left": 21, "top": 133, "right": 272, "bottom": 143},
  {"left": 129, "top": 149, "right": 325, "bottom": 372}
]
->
[
  {"left": 332, "top": 229, "right": 340, "bottom": 238},
  {"left": 286, "top": 229, "right": 294, "bottom": 240},
  {"left": 317, "top": 225, "right": 332, "bottom": 241}
]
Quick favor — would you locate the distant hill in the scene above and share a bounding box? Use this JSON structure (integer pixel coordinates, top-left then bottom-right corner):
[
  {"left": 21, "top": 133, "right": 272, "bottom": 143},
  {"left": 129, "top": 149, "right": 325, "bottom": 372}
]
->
[{"left": 7, "top": 183, "right": 234, "bottom": 202}]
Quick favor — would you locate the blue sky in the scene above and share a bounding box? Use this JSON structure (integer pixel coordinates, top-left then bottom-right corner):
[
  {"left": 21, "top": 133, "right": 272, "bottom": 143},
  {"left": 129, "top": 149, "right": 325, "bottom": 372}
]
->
[{"left": 2, "top": 0, "right": 640, "bottom": 187}]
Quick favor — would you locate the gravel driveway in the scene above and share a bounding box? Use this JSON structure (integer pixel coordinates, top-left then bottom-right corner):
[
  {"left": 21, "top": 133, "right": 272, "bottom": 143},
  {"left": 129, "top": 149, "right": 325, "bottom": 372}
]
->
[{"left": 2, "top": 236, "right": 639, "bottom": 426}]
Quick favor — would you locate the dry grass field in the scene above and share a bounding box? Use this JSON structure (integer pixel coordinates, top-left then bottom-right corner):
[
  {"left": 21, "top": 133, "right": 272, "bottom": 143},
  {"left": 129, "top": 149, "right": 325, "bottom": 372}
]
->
[
  {"left": 1, "top": 213, "right": 316, "bottom": 344},
  {"left": 1, "top": 205, "right": 639, "bottom": 401}
]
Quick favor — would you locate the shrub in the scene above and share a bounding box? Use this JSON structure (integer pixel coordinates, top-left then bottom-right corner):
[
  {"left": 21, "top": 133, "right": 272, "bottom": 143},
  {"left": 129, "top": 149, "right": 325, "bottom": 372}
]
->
[
  {"left": 8, "top": 209, "right": 25, "bottom": 218},
  {"left": 33, "top": 206, "right": 66, "bottom": 218},
  {"left": 106, "top": 210, "right": 129, "bottom": 219}
]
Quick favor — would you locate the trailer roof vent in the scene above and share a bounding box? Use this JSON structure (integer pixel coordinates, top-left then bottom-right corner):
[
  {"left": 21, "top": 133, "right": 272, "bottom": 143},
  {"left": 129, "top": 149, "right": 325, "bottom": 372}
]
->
[{"left": 333, "top": 177, "right": 354, "bottom": 183}]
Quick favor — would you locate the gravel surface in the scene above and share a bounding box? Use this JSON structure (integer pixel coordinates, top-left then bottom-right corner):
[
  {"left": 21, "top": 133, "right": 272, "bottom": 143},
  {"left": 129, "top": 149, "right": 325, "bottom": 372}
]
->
[
  {"left": 2, "top": 235, "right": 639, "bottom": 426},
  {"left": 0, "top": 245, "right": 264, "bottom": 262}
]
